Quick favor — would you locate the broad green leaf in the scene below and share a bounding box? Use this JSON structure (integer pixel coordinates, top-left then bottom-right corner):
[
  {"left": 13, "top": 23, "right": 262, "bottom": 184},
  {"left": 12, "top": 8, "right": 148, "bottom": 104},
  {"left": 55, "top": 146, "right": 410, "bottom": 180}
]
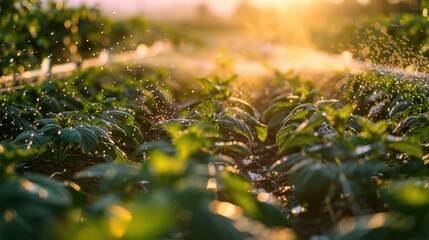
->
[
  {"left": 262, "top": 100, "right": 297, "bottom": 128},
  {"left": 149, "top": 150, "right": 186, "bottom": 176},
  {"left": 220, "top": 172, "right": 287, "bottom": 226},
  {"left": 276, "top": 123, "right": 298, "bottom": 147},
  {"left": 210, "top": 154, "right": 236, "bottom": 166},
  {"left": 218, "top": 115, "right": 253, "bottom": 146},
  {"left": 220, "top": 172, "right": 259, "bottom": 217},
  {"left": 373, "top": 121, "right": 389, "bottom": 135},
  {"left": 136, "top": 141, "right": 175, "bottom": 155},
  {"left": 365, "top": 91, "right": 385, "bottom": 104},
  {"left": 119, "top": 124, "right": 144, "bottom": 144},
  {"left": 228, "top": 97, "right": 257, "bottom": 117},
  {"left": 393, "top": 116, "right": 426, "bottom": 135},
  {"left": 295, "top": 113, "right": 327, "bottom": 133},
  {"left": 386, "top": 137, "right": 423, "bottom": 159},
  {"left": 382, "top": 180, "right": 429, "bottom": 213},
  {"left": 347, "top": 115, "right": 373, "bottom": 133},
  {"left": 213, "top": 141, "right": 252, "bottom": 156},
  {"left": 190, "top": 208, "right": 252, "bottom": 240},
  {"left": 368, "top": 102, "right": 387, "bottom": 119},
  {"left": 102, "top": 109, "right": 134, "bottom": 121},
  {"left": 7, "top": 106, "right": 33, "bottom": 132},
  {"left": 389, "top": 101, "right": 410, "bottom": 118},
  {"left": 125, "top": 196, "right": 176, "bottom": 239},
  {"left": 315, "top": 99, "right": 344, "bottom": 111},
  {"left": 336, "top": 104, "right": 355, "bottom": 120},
  {"left": 289, "top": 160, "right": 336, "bottom": 203},
  {"left": 228, "top": 108, "right": 268, "bottom": 142},
  {"left": 278, "top": 132, "right": 320, "bottom": 154},
  {"left": 61, "top": 124, "right": 110, "bottom": 153},
  {"left": 75, "top": 163, "right": 140, "bottom": 183},
  {"left": 39, "top": 124, "right": 61, "bottom": 136},
  {"left": 404, "top": 126, "right": 429, "bottom": 143},
  {"left": 176, "top": 132, "right": 204, "bottom": 161},
  {"left": 255, "top": 125, "right": 268, "bottom": 142},
  {"left": 92, "top": 117, "right": 126, "bottom": 135},
  {"left": 179, "top": 99, "right": 203, "bottom": 115},
  {"left": 98, "top": 142, "right": 129, "bottom": 163},
  {"left": 269, "top": 153, "right": 307, "bottom": 173},
  {"left": 14, "top": 131, "right": 52, "bottom": 149},
  {"left": 151, "top": 119, "right": 198, "bottom": 131},
  {"left": 281, "top": 103, "right": 317, "bottom": 126},
  {"left": 24, "top": 174, "right": 72, "bottom": 206},
  {"left": 35, "top": 118, "right": 58, "bottom": 127}
]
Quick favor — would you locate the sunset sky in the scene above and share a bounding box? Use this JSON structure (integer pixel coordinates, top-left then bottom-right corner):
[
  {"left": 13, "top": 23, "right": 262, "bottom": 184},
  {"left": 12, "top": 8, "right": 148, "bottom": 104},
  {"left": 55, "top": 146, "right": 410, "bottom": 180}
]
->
[{"left": 62, "top": 0, "right": 330, "bottom": 17}]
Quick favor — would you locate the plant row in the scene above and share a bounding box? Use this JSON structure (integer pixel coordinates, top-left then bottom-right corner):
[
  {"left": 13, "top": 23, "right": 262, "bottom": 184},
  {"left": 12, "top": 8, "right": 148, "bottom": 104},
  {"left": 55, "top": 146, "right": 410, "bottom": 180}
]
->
[{"left": 1, "top": 65, "right": 429, "bottom": 239}]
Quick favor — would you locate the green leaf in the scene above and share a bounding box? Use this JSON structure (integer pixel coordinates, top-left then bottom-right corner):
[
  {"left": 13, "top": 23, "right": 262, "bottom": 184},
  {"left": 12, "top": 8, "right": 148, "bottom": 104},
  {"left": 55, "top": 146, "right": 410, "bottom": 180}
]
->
[
  {"left": 92, "top": 117, "right": 126, "bottom": 135},
  {"left": 149, "top": 150, "right": 186, "bottom": 176},
  {"left": 210, "top": 154, "right": 237, "bottom": 166},
  {"left": 262, "top": 100, "right": 298, "bottom": 128},
  {"left": 39, "top": 124, "right": 61, "bottom": 136},
  {"left": 295, "top": 113, "right": 327, "bottom": 133},
  {"left": 151, "top": 119, "right": 199, "bottom": 131},
  {"left": 315, "top": 99, "right": 344, "bottom": 111},
  {"left": 213, "top": 141, "right": 252, "bottom": 156},
  {"left": 382, "top": 180, "right": 429, "bottom": 213},
  {"left": 289, "top": 160, "right": 336, "bottom": 203},
  {"left": 119, "top": 124, "right": 144, "bottom": 144},
  {"left": 368, "top": 102, "right": 387, "bottom": 119},
  {"left": 269, "top": 153, "right": 307, "bottom": 173},
  {"left": 190, "top": 208, "right": 251, "bottom": 240},
  {"left": 60, "top": 124, "right": 111, "bottom": 153},
  {"left": 179, "top": 99, "right": 203, "bottom": 115},
  {"left": 281, "top": 103, "right": 317, "bottom": 126},
  {"left": 24, "top": 174, "right": 72, "bottom": 206},
  {"left": 389, "top": 101, "right": 410, "bottom": 118},
  {"left": 103, "top": 109, "right": 134, "bottom": 119},
  {"left": 228, "top": 97, "right": 257, "bottom": 117},
  {"left": 276, "top": 123, "right": 298, "bottom": 147},
  {"left": 136, "top": 141, "right": 175, "bottom": 155},
  {"left": 393, "top": 116, "right": 426, "bottom": 135},
  {"left": 386, "top": 137, "right": 423, "bottom": 159},
  {"left": 218, "top": 115, "right": 253, "bottom": 146},
  {"left": 373, "top": 121, "right": 389, "bottom": 135},
  {"left": 220, "top": 172, "right": 259, "bottom": 217},
  {"left": 227, "top": 108, "right": 268, "bottom": 142},
  {"left": 35, "top": 118, "right": 58, "bottom": 127},
  {"left": 75, "top": 163, "right": 140, "bottom": 183},
  {"left": 7, "top": 106, "right": 32, "bottom": 132},
  {"left": 278, "top": 132, "right": 320, "bottom": 154},
  {"left": 125, "top": 195, "right": 176, "bottom": 239},
  {"left": 404, "top": 126, "right": 429, "bottom": 143},
  {"left": 14, "top": 131, "right": 52, "bottom": 149},
  {"left": 98, "top": 142, "right": 129, "bottom": 163},
  {"left": 255, "top": 125, "right": 268, "bottom": 142}
]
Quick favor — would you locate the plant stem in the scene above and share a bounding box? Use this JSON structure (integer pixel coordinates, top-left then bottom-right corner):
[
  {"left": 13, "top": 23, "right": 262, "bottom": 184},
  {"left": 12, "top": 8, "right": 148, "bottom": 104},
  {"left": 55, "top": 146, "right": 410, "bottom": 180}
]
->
[
  {"left": 335, "top": 158, "right": 363, "bottom": 215},
  {"left": 58, "top": 143, "right": 74, "bottom": 166}
]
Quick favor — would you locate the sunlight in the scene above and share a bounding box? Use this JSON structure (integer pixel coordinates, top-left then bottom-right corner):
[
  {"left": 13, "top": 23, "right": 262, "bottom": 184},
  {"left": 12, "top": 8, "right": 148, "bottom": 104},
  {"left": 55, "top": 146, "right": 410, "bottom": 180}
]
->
[{"left": 250, "top": 0, "right": 345, "bottom": 8}]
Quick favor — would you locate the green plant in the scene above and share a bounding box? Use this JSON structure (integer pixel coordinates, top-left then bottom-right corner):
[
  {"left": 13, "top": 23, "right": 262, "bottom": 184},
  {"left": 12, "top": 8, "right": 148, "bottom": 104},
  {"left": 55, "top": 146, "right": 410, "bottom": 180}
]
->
[
  {"left": 0, "top": 142, "right": 80, "bottom": 240},
  {"left": 14, "top": 111, "right": 128, "bottom": 166},
  {"left": 177, "top": 76, "right": 268, "bottom": 146},
  {"left": 0, "top": 91, "right": 42, "bottom": 140},
  {"left": 71, "top": 122, "right": 290, "bottom": 239}
]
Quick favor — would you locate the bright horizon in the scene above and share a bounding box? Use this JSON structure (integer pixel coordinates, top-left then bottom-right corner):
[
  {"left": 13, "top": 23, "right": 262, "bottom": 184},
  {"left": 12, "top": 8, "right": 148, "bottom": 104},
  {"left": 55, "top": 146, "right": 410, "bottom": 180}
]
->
[{"left": 60, "top": 0, "right": 344, "bottom": 17}]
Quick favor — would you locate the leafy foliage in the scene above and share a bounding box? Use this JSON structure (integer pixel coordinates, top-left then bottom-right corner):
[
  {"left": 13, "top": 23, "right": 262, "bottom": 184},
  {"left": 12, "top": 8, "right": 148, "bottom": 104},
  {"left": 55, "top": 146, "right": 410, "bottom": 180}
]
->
[{"left": 2, "top": 1, "right": 429, "bottom": 239}]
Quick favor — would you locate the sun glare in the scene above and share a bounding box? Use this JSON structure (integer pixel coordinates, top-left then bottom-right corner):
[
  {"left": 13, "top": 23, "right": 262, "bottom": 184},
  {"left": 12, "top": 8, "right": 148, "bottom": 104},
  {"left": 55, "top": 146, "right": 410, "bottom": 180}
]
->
[{"left": 249, "top": 0, "right": 337, "bottom": 8}]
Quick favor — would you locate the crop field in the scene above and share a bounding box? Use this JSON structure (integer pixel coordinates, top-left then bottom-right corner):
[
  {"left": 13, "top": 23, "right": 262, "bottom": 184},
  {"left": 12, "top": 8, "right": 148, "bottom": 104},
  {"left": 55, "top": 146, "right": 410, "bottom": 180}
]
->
[{"left": 1, "top": 1, "right": 429, "bottom": 239}]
